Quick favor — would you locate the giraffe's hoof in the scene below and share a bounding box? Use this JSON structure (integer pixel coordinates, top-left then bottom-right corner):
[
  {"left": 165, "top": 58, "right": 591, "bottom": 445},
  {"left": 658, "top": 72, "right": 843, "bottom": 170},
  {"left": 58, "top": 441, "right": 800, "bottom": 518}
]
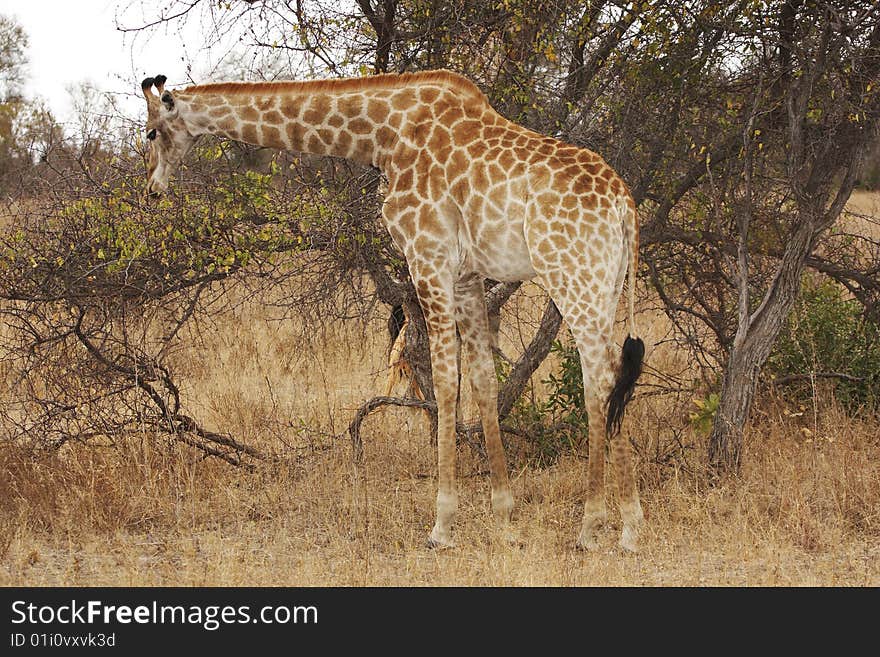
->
[
  {"left": 618, "top": 502, "right": 644, "bottom": 553},
  {"left": 575, "top": 534, "right": 600, "bottom": 551},
  {"left": 427, "top": 529, "right": 455, "bottom": 550},
  {"left": 491, "top": 489, "right": 515, "bottom": 524},
  {"left": 618, "top": 525, "right": 640, "bottom": 553},
  {"left": 576, "top": 508, "right": 607, "bottom": 551}
]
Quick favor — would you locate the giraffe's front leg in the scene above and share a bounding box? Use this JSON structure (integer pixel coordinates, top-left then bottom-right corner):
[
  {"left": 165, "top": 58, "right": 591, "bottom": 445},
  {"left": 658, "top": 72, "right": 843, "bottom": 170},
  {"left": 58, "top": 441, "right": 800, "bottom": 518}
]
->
[
  {"left": 383, "top": 203, "right": 464, "bottom": 548},
  {"left": 453, "top": 275, "right": 514, "bottom": 533},
  {"left": 424, "top": 307, "right": 460, "bottom": 549}
]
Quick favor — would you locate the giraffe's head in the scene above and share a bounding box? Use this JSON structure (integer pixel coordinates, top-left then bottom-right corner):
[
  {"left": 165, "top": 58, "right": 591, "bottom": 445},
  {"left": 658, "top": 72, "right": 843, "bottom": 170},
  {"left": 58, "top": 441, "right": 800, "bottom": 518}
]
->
[{"left": 141, "top": 75, "right": 196, "bottom": 199}]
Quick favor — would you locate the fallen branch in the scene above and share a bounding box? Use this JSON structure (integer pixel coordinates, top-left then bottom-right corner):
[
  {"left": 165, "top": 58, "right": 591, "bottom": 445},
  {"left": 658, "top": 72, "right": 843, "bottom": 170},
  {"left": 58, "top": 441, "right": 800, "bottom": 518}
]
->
[
  {"left": 72, "top": 310, "right": 267, "bottom": 467},
  {"left": 348, "top": 395, "right": 538, "bottom": 461},
  {"left": 349, "top": 396, "right": 435, "bottom": 459},
  {"left": 174, "top": 413, "right": 269, "bottom": 464},
  {"left": 173, "top": 431, "right": 259, "bottom": 470}
]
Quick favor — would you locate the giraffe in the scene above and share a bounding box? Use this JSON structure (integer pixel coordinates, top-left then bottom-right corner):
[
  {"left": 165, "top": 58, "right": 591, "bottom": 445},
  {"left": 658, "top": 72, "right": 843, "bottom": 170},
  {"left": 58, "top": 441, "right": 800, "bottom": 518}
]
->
[{"left": 140, "top": 70, "right": 646, "bottom": 551}]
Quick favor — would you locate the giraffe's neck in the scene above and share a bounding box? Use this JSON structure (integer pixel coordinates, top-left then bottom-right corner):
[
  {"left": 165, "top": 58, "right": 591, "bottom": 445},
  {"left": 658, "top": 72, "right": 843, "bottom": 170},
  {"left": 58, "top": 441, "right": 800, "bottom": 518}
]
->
[{"left": 176, "top": 81, "right": 404, "bottom": 168}]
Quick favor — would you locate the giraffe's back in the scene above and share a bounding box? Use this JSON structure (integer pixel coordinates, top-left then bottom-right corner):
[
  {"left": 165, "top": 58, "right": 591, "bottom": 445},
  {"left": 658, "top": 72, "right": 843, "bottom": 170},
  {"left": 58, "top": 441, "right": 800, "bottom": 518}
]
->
[
  {"left": 452, "top": 120, "right": 630, "bottom": 284},
  {"left": 383, "top": 78, "right": 631, "bottom": 284}
]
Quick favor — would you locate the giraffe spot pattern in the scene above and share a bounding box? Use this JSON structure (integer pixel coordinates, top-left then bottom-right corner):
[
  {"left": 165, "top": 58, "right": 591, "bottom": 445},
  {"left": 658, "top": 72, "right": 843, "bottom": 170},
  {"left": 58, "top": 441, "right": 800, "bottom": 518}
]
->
[{"left": 162, "top": 70, "right": 642, "bottom": 549}]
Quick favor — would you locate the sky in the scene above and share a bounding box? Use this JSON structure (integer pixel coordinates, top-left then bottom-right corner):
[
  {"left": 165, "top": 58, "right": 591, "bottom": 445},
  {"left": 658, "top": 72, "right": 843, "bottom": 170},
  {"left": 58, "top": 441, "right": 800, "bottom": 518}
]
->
[{"left": 2, "top": 0, "right": 227, "bottom": 124}]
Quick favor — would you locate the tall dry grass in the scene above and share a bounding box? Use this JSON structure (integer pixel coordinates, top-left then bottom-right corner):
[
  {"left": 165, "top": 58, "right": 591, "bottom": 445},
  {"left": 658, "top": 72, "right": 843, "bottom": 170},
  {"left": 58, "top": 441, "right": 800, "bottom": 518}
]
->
[{"left": 1, "top": 274, "right": 878, "bottom": 586}]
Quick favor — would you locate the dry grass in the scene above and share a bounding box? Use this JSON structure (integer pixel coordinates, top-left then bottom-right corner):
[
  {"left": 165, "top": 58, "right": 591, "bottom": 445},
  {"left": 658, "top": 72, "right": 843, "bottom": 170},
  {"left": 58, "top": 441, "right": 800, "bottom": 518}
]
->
[
  {"left": 845, "top": 190, "right": 880, "bottom": 240},
  {"left": 2, "top": 288, "right": 878, "bottom": 587},
  {"left": 2, "top": 198, "right": 880, "bottom": 587}
]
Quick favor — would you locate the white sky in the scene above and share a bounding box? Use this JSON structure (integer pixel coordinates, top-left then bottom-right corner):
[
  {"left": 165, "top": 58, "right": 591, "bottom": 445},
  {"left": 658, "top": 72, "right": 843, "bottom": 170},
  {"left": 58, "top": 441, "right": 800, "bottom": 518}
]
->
[{"left": 2, "top": 0, "right": 230, "bottom": 124}]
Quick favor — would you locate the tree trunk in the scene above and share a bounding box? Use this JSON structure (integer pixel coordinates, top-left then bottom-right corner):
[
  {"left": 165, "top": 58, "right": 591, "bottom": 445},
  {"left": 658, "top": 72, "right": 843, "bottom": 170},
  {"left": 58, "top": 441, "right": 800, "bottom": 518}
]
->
[
  {"left": 498, "top": 300, "right": 562, "bottom": 419},
  {"left": 709, "top": 340, "right": 765, "bottom": 469},
  {"left": 403, "top": 296, "right": 435, "bottom": 404},
  {"left": 708, "top": 120, "right": 868, "bottom": 471},
  {"left": 709, "top": 216, "right": 814, "bottom": 470}
]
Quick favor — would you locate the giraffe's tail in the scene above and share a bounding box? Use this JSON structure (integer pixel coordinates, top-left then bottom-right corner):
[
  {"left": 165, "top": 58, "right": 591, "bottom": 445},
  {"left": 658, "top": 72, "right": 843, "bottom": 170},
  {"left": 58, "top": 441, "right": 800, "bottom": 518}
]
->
[{"left": 606, "top": 199, "right": 644, "bottom": 438}]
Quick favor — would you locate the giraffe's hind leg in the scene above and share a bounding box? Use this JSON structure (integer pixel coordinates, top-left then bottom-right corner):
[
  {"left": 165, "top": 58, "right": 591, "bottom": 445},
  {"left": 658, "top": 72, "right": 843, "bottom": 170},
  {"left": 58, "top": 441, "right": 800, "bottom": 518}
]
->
[
  {"left": 454, "top": 274, "right": 514, "bottom": 529},
  {"left": 610, "top": 420, "right": 644, "bottom": 552},
  {"left": 575, "top": 350, "right": 614, "bottom": 550},
  {"left": 536, "top": 273, "right": 643, "bottom": 551},
  {"left": 574, "top": 338, "right": 643, "bottom": 552}
]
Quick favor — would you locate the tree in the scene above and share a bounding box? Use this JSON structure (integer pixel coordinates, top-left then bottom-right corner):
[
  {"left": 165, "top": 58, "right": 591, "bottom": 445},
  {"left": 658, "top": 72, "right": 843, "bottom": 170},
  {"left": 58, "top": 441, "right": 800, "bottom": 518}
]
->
[
  {"left": 0, "top": 15, "right": 26, "bottom": 102},
  {"left": 0, "top": 15, "right": 28, "bottom": 189},
  {"left": 705, "top": 2, "right": 880, "bottom": 468},
  {"left": 5, "top": 0, "right": 873, "bottom": 471}
]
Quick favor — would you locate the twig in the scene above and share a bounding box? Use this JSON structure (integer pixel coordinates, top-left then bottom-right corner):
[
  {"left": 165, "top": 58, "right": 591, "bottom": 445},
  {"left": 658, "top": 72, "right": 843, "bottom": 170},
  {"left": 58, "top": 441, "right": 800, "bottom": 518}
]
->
[{"left": 769, "top": 371, "right": 866, "bottom": 386}]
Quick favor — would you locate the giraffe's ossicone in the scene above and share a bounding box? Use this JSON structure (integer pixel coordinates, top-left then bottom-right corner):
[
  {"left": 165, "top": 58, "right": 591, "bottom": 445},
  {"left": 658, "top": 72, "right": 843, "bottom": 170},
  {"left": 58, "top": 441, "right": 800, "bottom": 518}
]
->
[{"left": 140, "top": 69, "right": 646, "bottom": 552}]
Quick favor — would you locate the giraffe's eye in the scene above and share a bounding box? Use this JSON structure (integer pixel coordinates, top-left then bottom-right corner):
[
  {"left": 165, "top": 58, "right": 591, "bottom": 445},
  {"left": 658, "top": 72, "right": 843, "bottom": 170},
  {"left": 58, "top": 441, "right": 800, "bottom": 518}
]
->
[{"left": 146, "top": 128, "right": 157, "bottom": 141}]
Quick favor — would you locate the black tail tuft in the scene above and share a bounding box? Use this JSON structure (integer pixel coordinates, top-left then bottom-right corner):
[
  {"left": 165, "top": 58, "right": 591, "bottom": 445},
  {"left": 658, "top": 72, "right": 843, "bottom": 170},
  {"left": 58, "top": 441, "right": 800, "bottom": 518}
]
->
[{"left": 605, "top": 335, "right": 645, "bottom": 438}]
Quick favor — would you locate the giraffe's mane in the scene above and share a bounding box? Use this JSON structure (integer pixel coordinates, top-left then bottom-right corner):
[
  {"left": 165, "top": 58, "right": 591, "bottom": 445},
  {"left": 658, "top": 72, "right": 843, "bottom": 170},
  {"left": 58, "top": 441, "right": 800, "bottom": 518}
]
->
[{"left": 180, "top": 70, "right": 488, "bottom": 103}]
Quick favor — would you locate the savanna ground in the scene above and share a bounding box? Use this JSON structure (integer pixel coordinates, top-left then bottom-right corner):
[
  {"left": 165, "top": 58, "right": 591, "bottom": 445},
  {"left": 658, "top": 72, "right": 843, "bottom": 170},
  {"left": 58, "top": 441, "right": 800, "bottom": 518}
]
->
[{"left": 1, "top": 196, "right": 879, "bottom": 587}]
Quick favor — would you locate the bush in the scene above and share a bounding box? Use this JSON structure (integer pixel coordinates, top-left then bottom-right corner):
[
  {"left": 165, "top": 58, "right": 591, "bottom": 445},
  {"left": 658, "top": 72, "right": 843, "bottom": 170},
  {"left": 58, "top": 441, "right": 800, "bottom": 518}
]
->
[
  {"left": 767, "top": 279, "right": 880, "bottom": 411},
  {"left": 543, "top": 339, "right": 588, "bottom": 428},
  {"left": 497, "top": 338, "right": 588, "bottom": 466}
]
